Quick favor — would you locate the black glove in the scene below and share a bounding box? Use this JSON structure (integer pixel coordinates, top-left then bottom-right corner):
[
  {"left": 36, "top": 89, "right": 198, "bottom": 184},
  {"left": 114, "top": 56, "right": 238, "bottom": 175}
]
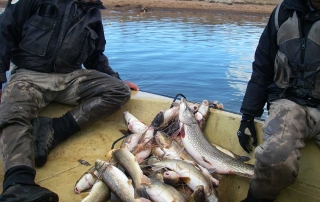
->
[{"left": 237, "top": 114, "right": 257, "bottom": 153}]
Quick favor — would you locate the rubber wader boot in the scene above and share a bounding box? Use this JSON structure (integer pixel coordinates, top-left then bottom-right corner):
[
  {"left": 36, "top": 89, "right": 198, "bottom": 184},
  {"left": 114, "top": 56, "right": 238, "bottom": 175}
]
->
[
  {"left": 241, "top": 189, "right": 275, "bottom": 202},
  {"left": 0, "top": 184, "right": 59, "bottom": 202},
  {"left": 32, "top": 117, "right": 56, "bottom": 167}
]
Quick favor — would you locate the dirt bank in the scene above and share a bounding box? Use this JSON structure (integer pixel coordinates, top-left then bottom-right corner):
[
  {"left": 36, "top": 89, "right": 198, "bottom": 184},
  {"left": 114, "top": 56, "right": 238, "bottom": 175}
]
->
[
  {"left": 101, "top": 0, "right": 279, "bottom": 16},
  {"left": 0, "top": 0, "right": 279, "bottom": 16}
]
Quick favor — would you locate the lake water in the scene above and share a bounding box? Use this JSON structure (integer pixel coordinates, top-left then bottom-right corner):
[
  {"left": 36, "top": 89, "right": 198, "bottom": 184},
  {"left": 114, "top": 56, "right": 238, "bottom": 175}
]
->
[
  {"left": 0, "top": 7, "right": 270, "bottom": 119},
  {"left": 101, "top": 9, "right": 269, "bottom": 119}
]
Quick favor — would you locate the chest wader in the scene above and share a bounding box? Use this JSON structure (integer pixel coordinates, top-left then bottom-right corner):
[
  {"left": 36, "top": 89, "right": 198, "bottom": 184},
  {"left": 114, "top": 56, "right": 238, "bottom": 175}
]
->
[
  {"left": 249, "top": 7, "right": 320, "bottom": 201},
  {"left": 274, "top": 12, "right": 320, "bottom": 100}
]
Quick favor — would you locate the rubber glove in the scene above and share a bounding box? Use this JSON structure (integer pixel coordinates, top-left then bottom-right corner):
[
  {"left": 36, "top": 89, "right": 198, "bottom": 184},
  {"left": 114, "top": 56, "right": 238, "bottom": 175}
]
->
[{"left": 237, "top": 114, "right": 257, "bottom": 153}]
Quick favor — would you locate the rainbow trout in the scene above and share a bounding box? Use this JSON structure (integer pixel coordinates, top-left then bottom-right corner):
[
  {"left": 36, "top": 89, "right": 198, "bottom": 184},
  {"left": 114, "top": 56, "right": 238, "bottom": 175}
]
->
[{"left": 179, "top": 98, "right": 254, "bottom": 177}]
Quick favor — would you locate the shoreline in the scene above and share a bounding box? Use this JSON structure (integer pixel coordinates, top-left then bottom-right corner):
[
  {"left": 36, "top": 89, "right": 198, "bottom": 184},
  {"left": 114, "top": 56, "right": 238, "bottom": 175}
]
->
[
  {"left": 0, "top": 0, "right": 279, "bottom": 16},
  {"left": 100, "top": 0, "right": 278, "bottom": 16}
]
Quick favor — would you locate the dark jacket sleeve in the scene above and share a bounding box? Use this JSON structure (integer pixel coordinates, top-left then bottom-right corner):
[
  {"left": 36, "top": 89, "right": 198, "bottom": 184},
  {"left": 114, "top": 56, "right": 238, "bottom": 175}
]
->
[
  {"left": 240, "top": 8, "right": 279, "bottom": 117},
  {"left": 83, "top": 17, "right": 120, "bottom": 79},
  {"left": 0, "top": 0, "right": 36, "bottom": 84}
]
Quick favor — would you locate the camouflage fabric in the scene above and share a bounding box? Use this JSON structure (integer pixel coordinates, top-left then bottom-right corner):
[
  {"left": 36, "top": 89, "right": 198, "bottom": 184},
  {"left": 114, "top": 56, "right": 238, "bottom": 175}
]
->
[
  {"left": 0, "top": 68, "right": 130, "bottom": 172},
  {"left": 250, "top": 99, "right": 320, "bottom": 200}
]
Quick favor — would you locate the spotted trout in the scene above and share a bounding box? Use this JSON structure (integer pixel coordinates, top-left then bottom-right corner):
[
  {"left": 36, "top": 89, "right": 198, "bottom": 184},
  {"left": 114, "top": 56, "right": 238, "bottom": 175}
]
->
[{"left": 178, "top": 98, "right": 254, "bottom": 177}]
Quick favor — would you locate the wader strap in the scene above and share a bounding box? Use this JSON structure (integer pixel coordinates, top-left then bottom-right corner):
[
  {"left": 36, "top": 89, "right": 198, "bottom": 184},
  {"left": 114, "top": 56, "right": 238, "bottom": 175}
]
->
[
  {"left": 275, "top": 0, "right": 284, "bottom": 31},
  {"left": 295, "top": 79, "right": 314, "bottom": 89},
  {"left": 290, "top": 63, "right": 320, "bottom": 72}
]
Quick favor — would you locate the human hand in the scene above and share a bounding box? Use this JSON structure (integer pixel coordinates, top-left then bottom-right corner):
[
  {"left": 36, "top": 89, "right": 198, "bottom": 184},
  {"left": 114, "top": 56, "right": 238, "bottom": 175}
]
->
[
  {"left": 237, "top": 114, "right": 257, "bottom": 153},
  {"left": 124, "top": 81, "right": 139, "bottom": 91}
]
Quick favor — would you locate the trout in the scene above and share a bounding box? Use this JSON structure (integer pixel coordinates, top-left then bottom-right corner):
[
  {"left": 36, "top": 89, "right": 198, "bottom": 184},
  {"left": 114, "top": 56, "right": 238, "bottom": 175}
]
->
[
  {"left": 188, "top": 185, "right": 206, "bottom": 202},
  {"left": 124, "top": 111, "right": 148, "bottom": 135},
  {"left": 74, "top": 166, "right": 99, "bottom": 193},
  {"left": 153, "top": 132, "right": 201, "bottom": 168},
  {"left": 151, "top": 106, "right": 179, "bottom": 130},
  {"left": 141, "top": 176, "right": 186, "bottom": 202},
  {"left": 163, "top": 170, "right": 181, "bottom": 186},
  {"left": 179, "top": 98, "right": 254, "bottom": 177},
  {"left": 194, "top": 100, "right": 210, "bottom": 130},
  {"left": 81, "top": 180, "right": 110, "bottom": 202},
  {"left": 112, "top": 147, "right": 149, "bottom": 198},
  {"left": 151, "top": 159, "right": 218, "bottom": 201},
  {"left": 95, "top": 159, "right": 150, "bottom": 202}
]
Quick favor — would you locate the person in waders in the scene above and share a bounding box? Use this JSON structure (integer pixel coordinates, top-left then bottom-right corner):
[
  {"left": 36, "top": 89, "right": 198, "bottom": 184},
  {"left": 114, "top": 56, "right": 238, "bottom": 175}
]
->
[
  {"left": 236, "top": 0, "right": 320, "bottom": 201},
  {"left": 0, "top": 0, "right": 139, "bottom": 201}
]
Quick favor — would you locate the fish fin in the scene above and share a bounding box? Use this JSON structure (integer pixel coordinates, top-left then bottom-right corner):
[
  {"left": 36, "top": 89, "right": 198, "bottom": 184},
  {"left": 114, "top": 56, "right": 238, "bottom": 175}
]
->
[
  {"left": 151, "top": 165, "right": 165, "bottom": 171},
  {"left": 131, "top": 143, "right": 144, "bottom": 154},
  {"left": 126, "top": 136, "right": 134, "bottom": 145},
  {"left": 180, "top": 177, "right": 191, "bottom": 184},
  {"left": 119, "top": 129, "right": 131, "bottom": 136},
  {"left": 141, "top": 175, "right": 150, "bottom": 183},
  {"left": 207, "top": 168, "right": 216, "bottom": 173},
  {"left": 139, "top": 164, "right": 151, "bottom": 169},
  {"left": 105, "top": 149, "right": 115, "bottom": 161},
  {"left": 233, "top": 171, "right": 253, "bottom": 178},
  {"left": 201, "top": 156, "right": 213, "bottom": 165},
  {"left": 184, "top": 159, "right": 196, "bottom": 166},
  {"left": 151, "top": 110, "right": 164, "bottom": 128},
  {"left": 176, "top": 145, "right": 185, "bottom": 155},
  {"left": 139, "top": 198, "right": 151, "bottom": 202},
  {"left": 179, "top": 123, "right": 185, "bottom": 138},
  {"left": 171, "top": 130, "right": 180, "bottom": 139},
  {"left": 237, "top": 155, "right": 251, "bottom": 162},
  {"left": 211, "top": 142, "right": 250, "bottom": 162},
  {"left": 136, "top": 186, "right": 149, "bottom": 199}
]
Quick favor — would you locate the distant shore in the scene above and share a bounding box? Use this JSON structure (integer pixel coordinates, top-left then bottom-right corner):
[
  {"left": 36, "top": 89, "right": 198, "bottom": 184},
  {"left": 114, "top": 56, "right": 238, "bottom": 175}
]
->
[
  {"left": 100, "top": 0, "right": 279, "bottom": 16},
  {"left": 0, "top": 0, "right": 280, "bottom": 16}
]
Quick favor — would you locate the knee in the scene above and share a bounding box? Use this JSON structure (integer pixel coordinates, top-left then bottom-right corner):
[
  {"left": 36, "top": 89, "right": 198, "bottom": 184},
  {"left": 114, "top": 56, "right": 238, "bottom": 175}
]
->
[
  {"left": 251, "top": 149, "right": 298, "bottom": 200},
  {"left": 100, "top": 80, "right": 131, "bottom": 106},
  {"left": 254, "top": 142, "right": 299, "bottom": 182}
]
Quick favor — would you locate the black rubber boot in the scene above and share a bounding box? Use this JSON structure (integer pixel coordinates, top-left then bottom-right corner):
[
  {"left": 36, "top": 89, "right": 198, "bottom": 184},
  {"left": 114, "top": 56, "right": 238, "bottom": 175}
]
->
[
  {"left": 0, "top": 184, "right": 59, "bottom": 202},
  {"left": 241, "top": 189, "right": 275, "bottom": 202},
  {"left": 32, "top": 117, "right": 56, "bottom": 168}
]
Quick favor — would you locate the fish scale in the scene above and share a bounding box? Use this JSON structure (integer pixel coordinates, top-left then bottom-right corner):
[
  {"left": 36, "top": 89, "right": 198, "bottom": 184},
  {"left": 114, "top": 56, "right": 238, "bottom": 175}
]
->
[{"left": 179, "top": 98, "right": 254, "bottom": 177}]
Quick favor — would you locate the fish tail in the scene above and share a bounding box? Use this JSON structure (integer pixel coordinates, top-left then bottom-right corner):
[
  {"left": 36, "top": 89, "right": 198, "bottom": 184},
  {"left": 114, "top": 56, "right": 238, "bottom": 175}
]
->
[{"left": 136, "top": 186, "right": 149, "bottom": 199}]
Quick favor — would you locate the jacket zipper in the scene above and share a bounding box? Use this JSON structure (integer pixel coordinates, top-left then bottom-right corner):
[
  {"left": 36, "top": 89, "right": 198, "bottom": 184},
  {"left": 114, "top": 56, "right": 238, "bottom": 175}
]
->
[{"left": 48, "top": 1, "right": 75, "bottom": 70}]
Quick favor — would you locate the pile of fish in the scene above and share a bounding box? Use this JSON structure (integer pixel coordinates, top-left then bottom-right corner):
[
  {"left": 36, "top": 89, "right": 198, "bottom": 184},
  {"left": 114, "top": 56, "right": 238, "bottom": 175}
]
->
[{"left": 74, "top": 98, "right": 254, "bottom": 202}]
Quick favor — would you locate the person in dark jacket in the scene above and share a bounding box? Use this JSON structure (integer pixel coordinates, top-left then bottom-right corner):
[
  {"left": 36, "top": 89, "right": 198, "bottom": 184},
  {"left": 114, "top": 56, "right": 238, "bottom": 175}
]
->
[
  {"left": 0, "top": 0, "right": 139, "bottom": 201},
  {"left": 237, "top": 0, "right": 320, "bottom": 201}
]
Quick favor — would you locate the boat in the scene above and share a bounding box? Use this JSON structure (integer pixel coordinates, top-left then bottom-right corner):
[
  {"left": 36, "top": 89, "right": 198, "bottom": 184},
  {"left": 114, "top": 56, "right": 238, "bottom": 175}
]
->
[{"left": 0, "top": 90, "right": 319, "bottom": 201}]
